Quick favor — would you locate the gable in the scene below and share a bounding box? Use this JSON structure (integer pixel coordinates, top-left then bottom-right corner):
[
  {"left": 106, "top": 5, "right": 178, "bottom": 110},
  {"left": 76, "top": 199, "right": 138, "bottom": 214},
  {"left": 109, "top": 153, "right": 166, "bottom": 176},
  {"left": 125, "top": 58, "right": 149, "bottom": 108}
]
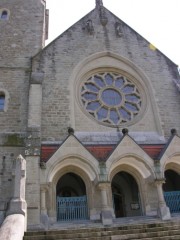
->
[{"left": 31, "top": 4, "right": 180, "bottom": 142}]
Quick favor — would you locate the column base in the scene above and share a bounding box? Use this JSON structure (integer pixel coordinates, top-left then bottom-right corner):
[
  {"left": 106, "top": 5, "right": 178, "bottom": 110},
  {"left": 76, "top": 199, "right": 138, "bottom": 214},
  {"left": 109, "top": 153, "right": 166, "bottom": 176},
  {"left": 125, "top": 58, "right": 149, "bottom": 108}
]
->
[
  {"left": 101, "top": 210, "right": 113, "bottom": 226},
  {"left": 157, "top": 205, "right": 171, "bottom": 220},
  {"left": 40, "top": 213, "right": 49, "bottom": 230},
  {"left": 6, "top": 198, "right": 27, "bottom": 216}
]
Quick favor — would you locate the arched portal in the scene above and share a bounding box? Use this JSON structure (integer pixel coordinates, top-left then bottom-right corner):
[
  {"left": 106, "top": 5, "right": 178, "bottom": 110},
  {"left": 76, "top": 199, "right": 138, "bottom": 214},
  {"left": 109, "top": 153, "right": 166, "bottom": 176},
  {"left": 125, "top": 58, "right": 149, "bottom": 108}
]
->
[
  {"left": 56, "top": 172, "right": 88, "bottom": 221},
  {"left": 111, "top": 171, "right": 142, "bottom": 218},
  {"left": 163, "top": 170, "right": 180, "bottom": 213},
  {"left": 163, "top": 170, "right": 180, "bottom": 191}
]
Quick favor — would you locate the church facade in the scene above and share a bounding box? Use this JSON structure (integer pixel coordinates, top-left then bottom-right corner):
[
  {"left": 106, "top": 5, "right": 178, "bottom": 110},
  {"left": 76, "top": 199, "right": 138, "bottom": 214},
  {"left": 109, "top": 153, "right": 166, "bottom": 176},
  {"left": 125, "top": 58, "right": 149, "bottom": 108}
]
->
[{"left": 0, "top": 0, "right": 180, "bottom": 230}]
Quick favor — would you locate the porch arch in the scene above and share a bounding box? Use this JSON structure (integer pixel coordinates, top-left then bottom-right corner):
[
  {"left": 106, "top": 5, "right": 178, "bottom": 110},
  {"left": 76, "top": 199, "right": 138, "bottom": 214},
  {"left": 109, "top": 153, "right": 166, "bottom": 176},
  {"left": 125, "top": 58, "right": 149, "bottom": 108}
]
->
[
  {"left": 56, "top": 172, "right": 88, "bottom": 221},
  {"left": 163, "top": 169, "right": 180, "bottom": 192},
  {"left": 163, "top": 167, "right": 180, "bottom": 214},
  {"left": 163, "top": 155, "right": 180, "bottom": 175},
  {"left": 47, "top": 164, "right": 94, "bottom": 222},
  {"left": 111, "top": 171, "right": 142, "bottom": 217},
  {"left": 109, "top": 163, "right": 149, "bottom": 217},
  {"left": 47, "top": 156, "right": 99, "bottom": 183}
]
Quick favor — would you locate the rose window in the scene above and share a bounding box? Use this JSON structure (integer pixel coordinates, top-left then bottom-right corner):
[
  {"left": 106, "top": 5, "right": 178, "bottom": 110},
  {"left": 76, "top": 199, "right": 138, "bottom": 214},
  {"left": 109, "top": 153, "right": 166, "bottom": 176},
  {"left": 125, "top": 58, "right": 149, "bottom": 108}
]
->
[{"left": 81, "top": 72, "right": 142, "bottom": 126}]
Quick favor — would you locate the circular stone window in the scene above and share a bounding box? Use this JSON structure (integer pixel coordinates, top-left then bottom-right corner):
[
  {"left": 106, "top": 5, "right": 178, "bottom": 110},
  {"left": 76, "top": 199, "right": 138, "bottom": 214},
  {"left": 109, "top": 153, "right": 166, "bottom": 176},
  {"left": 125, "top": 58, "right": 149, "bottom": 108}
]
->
[{"left": 80, "top": 72, "right": 144, "bottom": 127}]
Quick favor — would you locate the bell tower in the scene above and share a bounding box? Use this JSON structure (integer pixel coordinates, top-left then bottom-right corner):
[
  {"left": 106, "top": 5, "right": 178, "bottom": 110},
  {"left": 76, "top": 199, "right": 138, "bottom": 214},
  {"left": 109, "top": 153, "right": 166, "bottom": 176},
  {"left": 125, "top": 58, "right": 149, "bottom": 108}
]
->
[
  {"left": 0, "top": 1, "right": 48, "bottom": 224},
  {"left": 0, "top": 0, "right": 48, "bottom": 67}
]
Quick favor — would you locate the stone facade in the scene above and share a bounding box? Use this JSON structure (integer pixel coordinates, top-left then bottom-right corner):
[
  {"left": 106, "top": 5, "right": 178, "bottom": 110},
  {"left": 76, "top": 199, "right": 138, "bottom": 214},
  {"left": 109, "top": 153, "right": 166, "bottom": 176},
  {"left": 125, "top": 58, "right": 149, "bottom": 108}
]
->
[{"left": 0, "top": 0, "right": 180, "bottom": 231}]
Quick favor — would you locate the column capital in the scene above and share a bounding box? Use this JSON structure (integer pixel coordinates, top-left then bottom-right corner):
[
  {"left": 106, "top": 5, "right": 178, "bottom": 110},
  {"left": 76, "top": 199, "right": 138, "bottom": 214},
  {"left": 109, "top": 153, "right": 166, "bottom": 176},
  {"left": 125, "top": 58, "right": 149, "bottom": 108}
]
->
[
  {"left": 40, "top": 183, "right": 49, "bottom": 192},
  {"left": 154, "top": 178, "right": 166, "bottom": 185},
  {"left": 98, "top": 182, "right": 111, "bottom": 190}
]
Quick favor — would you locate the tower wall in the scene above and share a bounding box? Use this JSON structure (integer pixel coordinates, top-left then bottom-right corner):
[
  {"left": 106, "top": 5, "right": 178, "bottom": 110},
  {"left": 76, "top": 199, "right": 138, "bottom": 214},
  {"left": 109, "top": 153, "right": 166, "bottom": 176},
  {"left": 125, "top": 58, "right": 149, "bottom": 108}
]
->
[{"left": 0, "top": 0, "right": 47, "bottom": 225}]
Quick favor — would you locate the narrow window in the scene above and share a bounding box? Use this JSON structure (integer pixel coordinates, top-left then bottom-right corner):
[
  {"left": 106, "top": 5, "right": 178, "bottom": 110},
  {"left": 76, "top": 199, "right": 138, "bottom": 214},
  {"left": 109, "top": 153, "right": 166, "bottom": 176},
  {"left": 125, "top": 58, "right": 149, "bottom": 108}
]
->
[
  {"left": 1, "top": 10, "right": 8, "bottom": 20},
  {"left": 0, "top": 94, "right": 5, "bottom": 111}
]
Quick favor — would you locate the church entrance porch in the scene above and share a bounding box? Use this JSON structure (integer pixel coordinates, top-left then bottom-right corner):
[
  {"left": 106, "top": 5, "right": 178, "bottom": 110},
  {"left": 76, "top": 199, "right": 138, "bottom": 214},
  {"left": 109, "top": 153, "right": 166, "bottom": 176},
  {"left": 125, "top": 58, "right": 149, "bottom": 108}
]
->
[
  {"left": 163, "top": 170, "right": 180, "bottom": 213},
  {"left": 56, "top": 173, "right": 88, "bottom": 221},
  {"left": 111, "top": 171, "right": 142, "bottom": 218}
]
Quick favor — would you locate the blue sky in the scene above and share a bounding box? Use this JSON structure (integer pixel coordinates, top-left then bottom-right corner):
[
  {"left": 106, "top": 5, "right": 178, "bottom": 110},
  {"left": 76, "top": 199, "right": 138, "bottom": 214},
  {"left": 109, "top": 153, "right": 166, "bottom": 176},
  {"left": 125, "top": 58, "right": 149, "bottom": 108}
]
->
[{"left": 46, "top": 0, "right": 180, "bottom": 67}]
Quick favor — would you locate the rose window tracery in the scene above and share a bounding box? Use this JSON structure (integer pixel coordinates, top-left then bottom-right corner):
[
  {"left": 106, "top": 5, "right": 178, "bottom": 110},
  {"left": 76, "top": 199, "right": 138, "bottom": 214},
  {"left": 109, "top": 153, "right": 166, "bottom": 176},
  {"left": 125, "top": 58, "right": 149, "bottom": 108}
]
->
[{"left": 80, "top": 72, "right": 142, "bottom": 126}]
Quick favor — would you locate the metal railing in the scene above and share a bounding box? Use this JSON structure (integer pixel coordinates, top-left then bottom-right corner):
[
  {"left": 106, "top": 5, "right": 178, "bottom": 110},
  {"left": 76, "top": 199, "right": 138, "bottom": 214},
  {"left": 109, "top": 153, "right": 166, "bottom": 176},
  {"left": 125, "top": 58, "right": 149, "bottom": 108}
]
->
[
  {"left": 164, "top": 191, "right": 180, "bottom": 213},
  {"left": 57, "top": 196, "right": 88, "bottom": 221}
]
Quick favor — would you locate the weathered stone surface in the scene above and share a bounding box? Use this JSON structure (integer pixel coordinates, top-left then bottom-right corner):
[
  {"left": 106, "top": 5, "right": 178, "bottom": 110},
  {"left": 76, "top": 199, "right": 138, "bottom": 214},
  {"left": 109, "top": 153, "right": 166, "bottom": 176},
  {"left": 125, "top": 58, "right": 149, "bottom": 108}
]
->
[
  {"left": 0, "top": 0, "right": 180, "bottom": 234},
  {"left": 0, "top": 214, "right": 25, "bottom": 240}
]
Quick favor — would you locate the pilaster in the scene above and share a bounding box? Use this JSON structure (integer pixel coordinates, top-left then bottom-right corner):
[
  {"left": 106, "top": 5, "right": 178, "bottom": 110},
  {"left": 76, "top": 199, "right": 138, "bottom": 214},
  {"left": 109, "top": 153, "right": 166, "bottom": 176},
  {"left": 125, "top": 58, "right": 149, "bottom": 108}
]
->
[{"left": 155, "top": 179, "right": 171, "bottom": 220}]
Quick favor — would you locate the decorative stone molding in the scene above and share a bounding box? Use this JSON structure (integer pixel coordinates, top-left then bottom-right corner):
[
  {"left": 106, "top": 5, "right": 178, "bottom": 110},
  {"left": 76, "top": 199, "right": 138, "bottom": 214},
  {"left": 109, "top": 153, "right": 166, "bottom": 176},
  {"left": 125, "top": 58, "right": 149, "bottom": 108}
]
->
[
  {"left": 96, "top": 0, "right": 108, "bottom": 26},
  {"left": 79, "top": 69, "right": 146, "bottom": 128},
  {"left": 154, "top": 159, "right": 163, "bottom": 179},
  {"left": 25, "top": 127, "right": 41, "bottom": 156},
  {"left": 7, "top": 155, "right": 27, "bottom": 216},
  {"left": 40, "top": 162, "right": 46, "bottom": 169},
  {"left": 30, "top": 72, "right": 44, "bottom": 84},
  {"left": 154, "top": 179, "right": 171, "bottom": 220},
  {"left": 85, "top": 19, "right": 94, "bottom": 35},
  {"left": 115, "top": 22, "right": 123, "bottom": 37},
  {"left": 99, "top": 162, "right": 108, "bottom": 182},
  {"left": 98, "top": 182, "right": 113, "bottom": 225},
  {"left": 68, "top": 127, "right": 74, "bottom": 135}
]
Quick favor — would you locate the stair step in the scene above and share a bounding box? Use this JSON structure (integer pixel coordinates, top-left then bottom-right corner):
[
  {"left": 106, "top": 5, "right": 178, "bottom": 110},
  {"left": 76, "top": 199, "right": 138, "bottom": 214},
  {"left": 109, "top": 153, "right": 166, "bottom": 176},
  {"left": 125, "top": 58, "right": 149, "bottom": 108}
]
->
[
  {"left": 24, "top": 219, "right": 180, "bottom": 240},
  {"left": 23, "top": 230, "right": 180, "bottom": 240},
  {"left": 24, "top": 225, "right": 180, "bottom": 237},
  {"left": 25, "top": 222, "right": 180, "bottom": 236},
  {"left": 133, "top": 236, "right": 180, "bottom": 240}
]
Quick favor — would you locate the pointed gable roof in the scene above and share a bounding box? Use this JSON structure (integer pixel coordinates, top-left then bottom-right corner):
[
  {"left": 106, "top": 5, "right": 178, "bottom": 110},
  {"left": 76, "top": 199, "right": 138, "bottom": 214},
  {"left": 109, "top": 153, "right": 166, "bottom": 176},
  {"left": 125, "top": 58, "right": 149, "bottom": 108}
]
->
[
  {"left": 33, "top": 2, "right": 179, "bottom": 71},
  {"left": 45, "top": 134, "right": 100, "bottom": 182},
  {"left": 159, "top": 133, "right": 180, "bottom": 165}
]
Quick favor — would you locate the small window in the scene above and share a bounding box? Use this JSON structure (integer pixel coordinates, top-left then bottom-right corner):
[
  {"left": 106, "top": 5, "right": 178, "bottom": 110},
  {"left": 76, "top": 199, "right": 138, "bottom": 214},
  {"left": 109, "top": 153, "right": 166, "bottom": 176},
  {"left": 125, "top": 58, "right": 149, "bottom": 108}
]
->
[
  {"left": 1, "top": 10, "right": 8, "bottom": 19},
  {"left": 0, "top": 9, "right": 9, "bottom": 20},
  {"left": 0, "top": 94, "right": 5, "bottom": 111}
]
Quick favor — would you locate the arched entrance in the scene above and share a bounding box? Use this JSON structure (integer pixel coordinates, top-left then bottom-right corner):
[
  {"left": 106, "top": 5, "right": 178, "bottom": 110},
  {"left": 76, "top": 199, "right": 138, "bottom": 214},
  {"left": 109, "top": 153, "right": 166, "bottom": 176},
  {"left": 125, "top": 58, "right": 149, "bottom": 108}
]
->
[
  {"left": 163, "top": 170, "right": 180, "bottom": 213},
  {"left": 111, "top": 171, "right": 142, "bottom": 217},
  {"left": 56, "top": 172, "right": 88, "bottom": 221}
]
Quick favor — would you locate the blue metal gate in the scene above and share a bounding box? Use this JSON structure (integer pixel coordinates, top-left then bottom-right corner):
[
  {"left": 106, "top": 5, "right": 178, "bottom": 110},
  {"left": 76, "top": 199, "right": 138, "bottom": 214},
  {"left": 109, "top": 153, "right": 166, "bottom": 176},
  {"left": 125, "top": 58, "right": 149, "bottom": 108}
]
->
[
  {"left": 164, "top": 191, "right": 180, "bottom": 213},
  {"left": 57, "top": 196, "right": 88, "bottom": 221}
]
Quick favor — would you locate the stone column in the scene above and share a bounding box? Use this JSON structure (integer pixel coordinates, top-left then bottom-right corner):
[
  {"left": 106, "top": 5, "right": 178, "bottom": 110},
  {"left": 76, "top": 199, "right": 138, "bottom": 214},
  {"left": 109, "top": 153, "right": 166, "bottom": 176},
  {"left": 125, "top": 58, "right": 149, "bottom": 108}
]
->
[
  {"left": 40, "top": 189, "right": 47, "bottom": 215},
  {"left": 40, "top": 186, "right": 49, "bottom": 230},
  {"left": 155, "top": 179, "right": 171, "bottom": 220},
  {"left": 25, "top": 72, "right": 43, "bottom": 229},
  {"left": 99, "top": 183, "right": 108, "bottom": 209},
  {"left": 28, "top": 72, "right": 43, "bottom": 128},
  {"left": 98, "top": 183, "right": 112, "bottom": 225}
]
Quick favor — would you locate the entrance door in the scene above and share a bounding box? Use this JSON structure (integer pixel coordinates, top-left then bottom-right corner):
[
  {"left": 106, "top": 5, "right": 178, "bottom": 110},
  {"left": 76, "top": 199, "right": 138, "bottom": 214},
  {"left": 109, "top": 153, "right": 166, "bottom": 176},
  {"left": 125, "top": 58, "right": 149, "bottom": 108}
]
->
[
  {"left": 163, "top": 170, "right": 180, "bottom": 213},
  {"left": 56, "top": 172, "right": 88, "bottom": 221},
  {"left": 113, "top": 193, "right": 125, "bottom": 217},
  {"left": 112, "top": 171, "right": 142, "bottom": 217},
  {"left": 57, "top": 196, "right": 88, "bottom": 221}
]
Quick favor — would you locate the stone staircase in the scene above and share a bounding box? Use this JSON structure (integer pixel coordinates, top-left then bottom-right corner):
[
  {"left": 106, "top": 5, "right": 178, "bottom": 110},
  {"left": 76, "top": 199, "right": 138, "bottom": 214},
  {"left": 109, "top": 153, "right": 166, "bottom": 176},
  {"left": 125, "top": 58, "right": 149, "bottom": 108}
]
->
[{"left": 24, "top": 217, "right": 180, "bottom": 240}]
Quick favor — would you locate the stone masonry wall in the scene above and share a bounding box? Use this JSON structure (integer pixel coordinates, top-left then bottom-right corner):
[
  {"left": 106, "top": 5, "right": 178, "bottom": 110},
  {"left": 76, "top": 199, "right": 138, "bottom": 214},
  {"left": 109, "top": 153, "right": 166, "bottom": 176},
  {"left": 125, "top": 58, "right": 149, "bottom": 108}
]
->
[
  {"left": 0, "top": 69, "right": 29, "bottom": 133},
  {"left": 0, "top": 147, "right": 24, "bottom": 224},
  {"left": 32, "top": 7, "right": 180, "bottom": 141},
  {"left": 0, "top": 0, "right": 46, "bottom": 67},
  {"left": 0, "top": 0, "right": 47, "bottom": 224}
]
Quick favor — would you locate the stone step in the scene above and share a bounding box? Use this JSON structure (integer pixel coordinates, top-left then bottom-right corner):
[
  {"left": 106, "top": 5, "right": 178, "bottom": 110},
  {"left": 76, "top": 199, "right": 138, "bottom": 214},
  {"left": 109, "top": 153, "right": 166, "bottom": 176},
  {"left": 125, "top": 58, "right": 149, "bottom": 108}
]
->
[
  {"left": 24, "top": 224, "right": 180, "bottom": 236},
  {"left": 25, "top": 221, "right": 180, "bottom": 236},
  {"left": 24, "top": 229, "right": 180, "bottom": 240},
  {"left": 132, "top": 237, "right": 180, "bottom": 240},
  {"left": 24, "top": 219, "right": 180, "bottom": 240},
  {"left": 111, "top": 230, "right": 180, "bottom": 240},
  {"left": 23, "top": 235, "right": 180, "bottom": 240}
]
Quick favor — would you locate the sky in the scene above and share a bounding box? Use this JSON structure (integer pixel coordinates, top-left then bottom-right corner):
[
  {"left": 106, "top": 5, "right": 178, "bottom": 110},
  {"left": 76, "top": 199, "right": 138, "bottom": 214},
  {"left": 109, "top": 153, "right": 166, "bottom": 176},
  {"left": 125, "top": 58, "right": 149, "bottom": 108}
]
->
[{"left": 46, "top": 0, "right": 180, "bottom": 67}]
